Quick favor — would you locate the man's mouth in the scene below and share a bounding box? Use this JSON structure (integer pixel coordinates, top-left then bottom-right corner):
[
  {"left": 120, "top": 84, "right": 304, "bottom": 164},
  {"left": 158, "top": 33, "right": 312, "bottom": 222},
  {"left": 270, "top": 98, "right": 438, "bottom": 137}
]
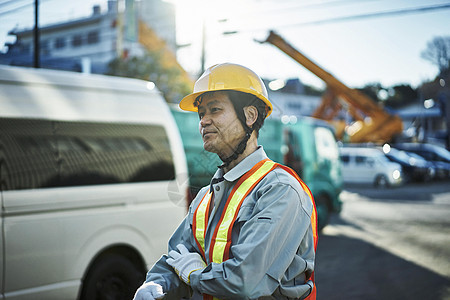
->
[{"left": 202, "top": 130, "right": 216, "bottom": 138}]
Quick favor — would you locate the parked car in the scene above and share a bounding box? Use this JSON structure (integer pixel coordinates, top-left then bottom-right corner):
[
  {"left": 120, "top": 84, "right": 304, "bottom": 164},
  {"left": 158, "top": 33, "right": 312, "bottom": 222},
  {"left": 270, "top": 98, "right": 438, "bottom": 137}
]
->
[
  {"left": 405, "top": 152, "right": 450, "bottom": 180},
  {"left": 340, "top": 146, "right": 403, "bottom": 187},
  {"left": 393, "top": 143, "right": 450, "bottom": 179},
  {"left": 382, "top": 147, "right": 435, "bottom": 182}
]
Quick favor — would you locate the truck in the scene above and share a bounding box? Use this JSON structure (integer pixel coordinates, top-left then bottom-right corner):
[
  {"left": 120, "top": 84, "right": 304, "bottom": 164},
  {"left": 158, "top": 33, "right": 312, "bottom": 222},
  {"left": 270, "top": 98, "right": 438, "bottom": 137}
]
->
[{"left": 171, "top": 107, "right": 342, "bottom": 230}]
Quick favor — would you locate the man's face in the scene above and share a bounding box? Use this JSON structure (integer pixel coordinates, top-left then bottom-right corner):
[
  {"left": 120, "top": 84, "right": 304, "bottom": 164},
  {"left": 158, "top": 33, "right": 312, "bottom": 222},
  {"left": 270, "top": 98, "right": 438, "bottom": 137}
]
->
[{"left": 197, "top": 91, "right": 245, "bottom": 158}]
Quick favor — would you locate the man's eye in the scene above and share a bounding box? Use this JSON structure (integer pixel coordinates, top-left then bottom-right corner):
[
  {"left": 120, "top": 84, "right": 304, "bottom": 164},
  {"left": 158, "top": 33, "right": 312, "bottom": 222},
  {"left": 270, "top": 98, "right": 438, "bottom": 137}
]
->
[
  {"left": 198, "top": 113, "right": 204, "bottom": 119},
  {"left": 211, "top": 107, "right": 220, "bottom": 112}
]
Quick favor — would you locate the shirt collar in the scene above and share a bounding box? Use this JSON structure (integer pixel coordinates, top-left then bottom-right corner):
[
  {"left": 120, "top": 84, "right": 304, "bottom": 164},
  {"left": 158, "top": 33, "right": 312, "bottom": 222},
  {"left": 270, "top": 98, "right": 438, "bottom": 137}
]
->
[{"left": 212, "top": 146, "right": 268, "bottom": 183}]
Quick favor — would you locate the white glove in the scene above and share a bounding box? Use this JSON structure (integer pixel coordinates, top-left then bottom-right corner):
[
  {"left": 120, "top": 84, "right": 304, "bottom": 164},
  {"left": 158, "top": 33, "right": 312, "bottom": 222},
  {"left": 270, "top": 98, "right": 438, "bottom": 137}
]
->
[
  {"left": 133, "top": 281, "right": 165, "bottom": 300},
  {"left": 166, "top": 244, "right": 206, "bottom": 284}
]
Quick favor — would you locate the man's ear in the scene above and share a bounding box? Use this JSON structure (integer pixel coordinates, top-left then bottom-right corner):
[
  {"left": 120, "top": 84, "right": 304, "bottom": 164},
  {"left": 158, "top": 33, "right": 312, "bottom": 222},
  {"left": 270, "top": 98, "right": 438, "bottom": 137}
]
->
[{"left": 243, "top": 106, "right": 258, "bottom": 127}]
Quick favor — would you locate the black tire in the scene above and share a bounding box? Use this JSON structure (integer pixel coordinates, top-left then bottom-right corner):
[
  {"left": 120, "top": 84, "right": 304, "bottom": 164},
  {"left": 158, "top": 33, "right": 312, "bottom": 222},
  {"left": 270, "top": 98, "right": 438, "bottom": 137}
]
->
[
  {"left": 80, "top": 253, "right": 144, "bottom": 300},
  {"left": 315, "top": 195, "right": 330, "bottom": 232},
  {"left": 374, "top": 175, "right": 389, "bottom": 188}
]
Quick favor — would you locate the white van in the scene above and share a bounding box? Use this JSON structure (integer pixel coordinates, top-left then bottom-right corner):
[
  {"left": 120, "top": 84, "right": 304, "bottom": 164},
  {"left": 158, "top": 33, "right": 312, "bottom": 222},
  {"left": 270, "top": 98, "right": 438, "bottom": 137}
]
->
[
  {"left": 0, "top": 65, "right": 188, "bottom": 299},
  {"left": 339, "top": 146, "right": 403, "bottom": 187}
]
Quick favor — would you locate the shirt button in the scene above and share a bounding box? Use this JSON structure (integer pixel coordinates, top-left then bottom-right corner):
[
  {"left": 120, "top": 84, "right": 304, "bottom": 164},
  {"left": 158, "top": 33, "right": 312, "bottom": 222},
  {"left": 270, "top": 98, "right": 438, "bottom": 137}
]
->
[{"left": 215, "top": 185, "right": 220, "bottom": 191}]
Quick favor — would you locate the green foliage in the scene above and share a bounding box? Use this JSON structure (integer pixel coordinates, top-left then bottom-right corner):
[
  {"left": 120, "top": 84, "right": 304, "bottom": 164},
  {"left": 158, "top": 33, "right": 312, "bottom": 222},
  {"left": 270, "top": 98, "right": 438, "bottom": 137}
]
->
[
  {"left": 358, "top": 83, "right": 417, "bottom": 108},
  {"left": 106, "top": 50, "right": 192, "bottom": 103},
  {"left": 357, "top": 83, "right": 383, "bottom": 103},
  {"left": 303, "top": 84, "right": 324, "bottom": 96},
  {"left": 384, "top": 85, "right": 418, "bottom": 108}
]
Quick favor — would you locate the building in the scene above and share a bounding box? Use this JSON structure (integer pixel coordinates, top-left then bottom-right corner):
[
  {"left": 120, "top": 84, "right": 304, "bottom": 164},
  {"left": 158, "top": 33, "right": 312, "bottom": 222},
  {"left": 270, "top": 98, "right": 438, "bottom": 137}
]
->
[
  {"left": 397, "top": 101, "right": 448, "bottom": 147},
  {"left": 0, "top": 0, "right": 176, "bottom": 74},
  {"left": 264, "top": 78, "right": 322, "bottom": 120}
]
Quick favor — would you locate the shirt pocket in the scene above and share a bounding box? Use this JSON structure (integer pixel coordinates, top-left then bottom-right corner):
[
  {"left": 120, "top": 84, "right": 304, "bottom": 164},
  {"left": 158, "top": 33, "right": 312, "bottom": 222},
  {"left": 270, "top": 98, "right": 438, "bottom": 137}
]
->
[
  {"left": 233, "top": 205, "right": 254, "bottom": 238},
  {"left": 235, "top": 204, "right": 254, "bottom": 223}
]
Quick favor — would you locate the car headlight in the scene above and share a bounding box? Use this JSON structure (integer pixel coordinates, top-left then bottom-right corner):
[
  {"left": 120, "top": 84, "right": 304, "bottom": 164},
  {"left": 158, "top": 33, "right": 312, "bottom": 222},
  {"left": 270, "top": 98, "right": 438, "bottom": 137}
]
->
[{"left": 392, "top": 170, "right": 401, "bottom": 180}]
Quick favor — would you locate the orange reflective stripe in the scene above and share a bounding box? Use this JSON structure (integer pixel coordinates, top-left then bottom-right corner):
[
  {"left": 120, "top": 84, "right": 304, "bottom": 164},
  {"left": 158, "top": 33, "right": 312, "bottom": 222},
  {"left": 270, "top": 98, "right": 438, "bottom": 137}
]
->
[
  {"left": 193, "top": 159, "right": 317, "bottom": 299},
  {"left": 210, "top": 159, "right": 276, "bottom": 263},
  {"left": 277, "top": 165, "right": 318, "bottom": 250},
  {"left": 277, "top": 165, "right": 318, "bottom": 300},
  {"left": 192, "top": 191, "right": 212, "bottom": 259}
]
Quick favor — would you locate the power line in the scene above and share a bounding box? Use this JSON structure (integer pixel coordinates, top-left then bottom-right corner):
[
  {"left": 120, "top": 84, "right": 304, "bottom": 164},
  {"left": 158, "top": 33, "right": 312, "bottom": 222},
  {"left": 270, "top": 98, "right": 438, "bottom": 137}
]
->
[
  {"left": 282, "top": 3, "right": 450, "bottom": 28},
  {"left": 234, "top": 3, "right": 450, "bottom": 34},
  {"left": 0, "top": 0, "right": 51, "bottom": 15},
  {"left": 0, "top": 0, "right": 33, "bottom": 15},
  {"left": 0, "top": 0, "right": 23, "bottom": 6},
  {"left": 216, "top": 0, "right": 377, "bottom": 24},
  {"left": 249, "top": 0, "right": 378, "bottom": 16},
  {"left": 223, "top": 3, "right": 450, "bottom": 33}
]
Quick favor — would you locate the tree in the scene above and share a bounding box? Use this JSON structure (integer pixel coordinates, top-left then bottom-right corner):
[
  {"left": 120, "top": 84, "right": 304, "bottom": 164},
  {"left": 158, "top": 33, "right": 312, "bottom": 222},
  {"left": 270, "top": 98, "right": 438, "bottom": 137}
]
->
[
  {"left": 303, "top": 84, "right": 324, "bottom": 96},
  {"left": 357, "top": 82, "right": 383, "bottom": 103},
  {"left": 384, "top": 84, "right": 418, "bottom": 108},
  {"left": 357, "top": 83, "right": 417, "bottom": 108},
  {"left": 421, "top": 36, "right": 450, "bottom": 77},
  {"left": 106, "top": 50, "right": 192, "bottom": 104}
]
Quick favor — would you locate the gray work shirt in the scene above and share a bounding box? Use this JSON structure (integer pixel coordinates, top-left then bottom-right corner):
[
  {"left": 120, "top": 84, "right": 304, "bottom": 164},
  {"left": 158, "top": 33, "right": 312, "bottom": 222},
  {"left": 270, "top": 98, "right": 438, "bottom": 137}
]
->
[{"left": 146, "top": 147, "right": 316, "bottom": 299}]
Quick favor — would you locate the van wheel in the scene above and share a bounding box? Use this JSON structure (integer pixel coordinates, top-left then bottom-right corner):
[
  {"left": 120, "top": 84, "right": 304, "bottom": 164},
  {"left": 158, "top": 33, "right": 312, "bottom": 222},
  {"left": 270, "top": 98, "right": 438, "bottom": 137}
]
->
[
  {"left": 80, "top": 253, "right": 144, "bottom": 300},
  {"left": 315, "top": 195, "right": 330, "bottom": 232},
  {"left": 374, "top": 175, "right": 388, "bottom": 188}
]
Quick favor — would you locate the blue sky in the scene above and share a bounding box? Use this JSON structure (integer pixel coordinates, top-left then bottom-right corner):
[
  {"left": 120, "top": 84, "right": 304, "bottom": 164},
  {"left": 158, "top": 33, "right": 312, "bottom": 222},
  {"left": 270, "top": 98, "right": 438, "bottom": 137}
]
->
[{"left": 1, "top": 0, "right": 449, "bottom": 89}]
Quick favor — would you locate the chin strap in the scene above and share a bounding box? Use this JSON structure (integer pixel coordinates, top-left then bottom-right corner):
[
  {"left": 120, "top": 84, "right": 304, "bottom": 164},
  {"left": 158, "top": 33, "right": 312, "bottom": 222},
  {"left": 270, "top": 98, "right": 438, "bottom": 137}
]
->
[{"left": 219, "top": 128, "right": 252, "bottom": 169}]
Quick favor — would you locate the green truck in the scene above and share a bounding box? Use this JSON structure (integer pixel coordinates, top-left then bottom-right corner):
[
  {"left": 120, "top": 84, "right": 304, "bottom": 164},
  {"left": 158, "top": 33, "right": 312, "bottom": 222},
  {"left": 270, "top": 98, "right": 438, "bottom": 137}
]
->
[{"left": 171, "top": 107, "right": 342, "bottom": 230}]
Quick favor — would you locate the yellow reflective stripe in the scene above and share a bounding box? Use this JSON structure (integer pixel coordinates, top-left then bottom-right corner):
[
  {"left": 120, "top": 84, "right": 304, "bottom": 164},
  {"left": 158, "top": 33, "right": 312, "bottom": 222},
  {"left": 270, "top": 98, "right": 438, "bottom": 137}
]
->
[
  {"left": 194, "top": 191, "right": 212, "bottom": 256},
  {"left": 211, "top": 160, "right": 276, "bottom": 263}
]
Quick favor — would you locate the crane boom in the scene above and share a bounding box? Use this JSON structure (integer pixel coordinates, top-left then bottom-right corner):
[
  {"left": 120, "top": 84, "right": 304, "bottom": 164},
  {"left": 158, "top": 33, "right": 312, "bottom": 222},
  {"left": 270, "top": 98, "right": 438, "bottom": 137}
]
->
[{"left": 263, "top": 30, "right": 403, "bottom": 143}]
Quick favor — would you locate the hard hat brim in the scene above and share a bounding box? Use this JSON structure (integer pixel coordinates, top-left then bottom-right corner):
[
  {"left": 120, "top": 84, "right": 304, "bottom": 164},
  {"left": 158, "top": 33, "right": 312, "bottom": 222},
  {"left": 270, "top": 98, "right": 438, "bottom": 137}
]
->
[{"left": 179, "top": 89, "right": 273, "bottom": 117}]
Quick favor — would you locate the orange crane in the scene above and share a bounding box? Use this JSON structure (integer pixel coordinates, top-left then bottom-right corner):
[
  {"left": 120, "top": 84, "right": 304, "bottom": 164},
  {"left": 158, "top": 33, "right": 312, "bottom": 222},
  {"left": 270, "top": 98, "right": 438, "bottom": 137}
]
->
[{"left": 262, "top": 30, "right": 403, "bottom": 144}]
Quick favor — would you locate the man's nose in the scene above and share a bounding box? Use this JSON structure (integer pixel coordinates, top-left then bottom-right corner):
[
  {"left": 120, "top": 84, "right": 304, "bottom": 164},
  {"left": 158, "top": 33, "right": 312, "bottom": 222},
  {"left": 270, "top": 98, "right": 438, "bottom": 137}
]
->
[{"left": 200, "top": 114, "right": 212, "bottom": 127}]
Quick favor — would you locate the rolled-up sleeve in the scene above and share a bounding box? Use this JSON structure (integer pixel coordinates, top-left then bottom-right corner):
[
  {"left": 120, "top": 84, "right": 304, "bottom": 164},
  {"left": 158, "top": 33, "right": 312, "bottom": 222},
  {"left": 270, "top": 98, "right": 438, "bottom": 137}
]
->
[{"left": 189, "top": 180, "right": 315, "bottom": 299}]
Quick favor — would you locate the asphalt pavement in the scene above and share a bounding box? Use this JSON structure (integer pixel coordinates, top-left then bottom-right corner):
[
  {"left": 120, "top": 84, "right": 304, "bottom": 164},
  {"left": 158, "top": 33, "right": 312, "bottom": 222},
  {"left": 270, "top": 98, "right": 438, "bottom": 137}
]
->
[{"left": 315, "top": 181, "right": 450, "bottom": 300}]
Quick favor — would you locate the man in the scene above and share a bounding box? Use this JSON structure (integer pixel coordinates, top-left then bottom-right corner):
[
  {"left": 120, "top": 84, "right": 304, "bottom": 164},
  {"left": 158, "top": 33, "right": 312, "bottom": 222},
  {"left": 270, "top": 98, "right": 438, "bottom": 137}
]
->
[{"left": 134, "top": 63, "right": 318, "bottom": 299}]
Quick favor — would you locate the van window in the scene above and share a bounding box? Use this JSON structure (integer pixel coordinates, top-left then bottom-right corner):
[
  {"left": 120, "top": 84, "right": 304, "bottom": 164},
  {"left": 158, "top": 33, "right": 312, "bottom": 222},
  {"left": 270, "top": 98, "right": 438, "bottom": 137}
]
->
[
  {"left": 340, "top": 155, "right": 350, "bottom": 164},
  {"left": 0, "top": 118, "right": 175, "bottom": 191},
  {"left": 355, "top": 155, "right": 366, "bottom": 164}
]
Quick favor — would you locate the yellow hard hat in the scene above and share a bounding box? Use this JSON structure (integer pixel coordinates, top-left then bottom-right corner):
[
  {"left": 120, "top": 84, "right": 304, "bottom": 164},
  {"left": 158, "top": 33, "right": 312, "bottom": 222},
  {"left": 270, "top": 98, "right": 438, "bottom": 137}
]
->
[{"left": 179, "top": 63, "right": 272, "bottom": 117}]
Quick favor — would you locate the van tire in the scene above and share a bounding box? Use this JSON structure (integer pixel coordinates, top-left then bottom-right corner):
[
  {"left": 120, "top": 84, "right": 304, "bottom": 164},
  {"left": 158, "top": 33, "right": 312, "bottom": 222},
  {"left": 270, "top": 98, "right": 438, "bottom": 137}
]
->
[
  {"left": 374, "top": 175, "right": 389, "bottom": 188},
  {"left": 80, "top": 253, "right": 144, "bottom": 300}
]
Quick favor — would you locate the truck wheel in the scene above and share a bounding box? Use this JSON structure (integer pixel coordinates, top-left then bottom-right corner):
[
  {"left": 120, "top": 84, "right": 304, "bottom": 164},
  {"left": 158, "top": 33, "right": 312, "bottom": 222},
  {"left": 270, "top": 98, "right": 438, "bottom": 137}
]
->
[
  {"left": 315, "top": 195, "right": 330, "bottom": 232},
  {"left": 80, "top": 253, "right": 144, "bottom": 300},
  {"left": 374, "top": 175, "right": 388, "bottom": 188}
]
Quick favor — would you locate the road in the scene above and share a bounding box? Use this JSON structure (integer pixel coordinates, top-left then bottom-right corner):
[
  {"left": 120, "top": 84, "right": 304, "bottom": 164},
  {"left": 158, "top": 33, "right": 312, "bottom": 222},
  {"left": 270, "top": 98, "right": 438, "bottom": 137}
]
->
[{"left": 315, "top": 181, "right": 450, "bottom": 300}]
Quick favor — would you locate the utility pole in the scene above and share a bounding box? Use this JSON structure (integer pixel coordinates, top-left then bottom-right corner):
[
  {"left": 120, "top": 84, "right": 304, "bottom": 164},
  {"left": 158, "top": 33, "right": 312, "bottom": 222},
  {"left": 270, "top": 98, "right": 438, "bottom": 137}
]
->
[
  {"left": 200, "top": 18, "right": 206, "bottom": 75},
  {"left": 116, "top": 0, "right": 125, "bottom": 58},
  {"left": 33, "top": 0, "right": 40, "bottom": 68}
]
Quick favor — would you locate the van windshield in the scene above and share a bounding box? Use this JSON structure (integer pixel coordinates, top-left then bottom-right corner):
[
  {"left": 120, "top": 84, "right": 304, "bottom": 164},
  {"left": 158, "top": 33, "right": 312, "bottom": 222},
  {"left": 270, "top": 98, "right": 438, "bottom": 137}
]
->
[{"left": 314, "top": 127, "right": 339, "bottom": 160}]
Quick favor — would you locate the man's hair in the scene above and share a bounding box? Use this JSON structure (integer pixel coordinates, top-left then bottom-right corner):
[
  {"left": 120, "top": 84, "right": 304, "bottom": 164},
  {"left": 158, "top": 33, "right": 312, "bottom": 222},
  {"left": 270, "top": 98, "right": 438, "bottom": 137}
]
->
[{"left": 226, "top": 90, "right": 267, "bottom": 137}]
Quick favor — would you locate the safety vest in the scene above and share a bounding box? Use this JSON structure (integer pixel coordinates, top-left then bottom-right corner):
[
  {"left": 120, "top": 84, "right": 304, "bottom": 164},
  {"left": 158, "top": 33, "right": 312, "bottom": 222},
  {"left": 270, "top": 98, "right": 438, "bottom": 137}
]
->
[{"left": 192, "top": 159, "right": 318, "bottom": 300}]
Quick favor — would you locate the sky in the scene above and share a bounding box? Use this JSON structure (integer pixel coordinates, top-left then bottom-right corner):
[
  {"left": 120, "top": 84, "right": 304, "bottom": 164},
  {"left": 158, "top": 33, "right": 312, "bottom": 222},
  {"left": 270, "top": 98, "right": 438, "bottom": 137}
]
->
[{"left": 1, "top": 0, "right": 449, "bottom": 90}]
